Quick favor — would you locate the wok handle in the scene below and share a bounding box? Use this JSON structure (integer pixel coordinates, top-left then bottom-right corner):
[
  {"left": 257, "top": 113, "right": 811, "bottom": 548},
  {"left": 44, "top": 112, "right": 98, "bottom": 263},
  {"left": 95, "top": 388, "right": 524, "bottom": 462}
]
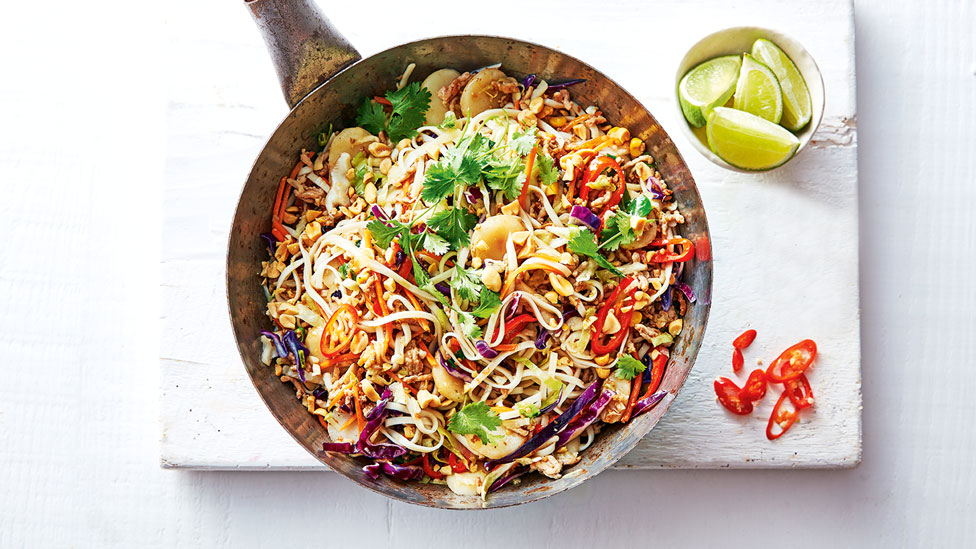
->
[{"left": 245, "top": 0, "right": 361, "bottom": 108}]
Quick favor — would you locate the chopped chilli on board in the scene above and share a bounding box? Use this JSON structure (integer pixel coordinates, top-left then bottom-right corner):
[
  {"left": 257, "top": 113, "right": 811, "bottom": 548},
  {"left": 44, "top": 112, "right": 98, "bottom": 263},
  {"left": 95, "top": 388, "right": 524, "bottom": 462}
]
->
[
  {"left": 256, "top": 63, "right": 696, "bottom": 498},
  {"left": 714, "top": 330, "right": 818, "bottom": 440}
]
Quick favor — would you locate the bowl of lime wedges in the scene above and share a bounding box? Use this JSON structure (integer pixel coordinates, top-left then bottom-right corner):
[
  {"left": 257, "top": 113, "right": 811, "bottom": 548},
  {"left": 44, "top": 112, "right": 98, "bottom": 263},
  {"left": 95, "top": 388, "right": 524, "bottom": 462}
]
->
[{"left": 675, "top": 27, "right": 824, "bottom": 172}]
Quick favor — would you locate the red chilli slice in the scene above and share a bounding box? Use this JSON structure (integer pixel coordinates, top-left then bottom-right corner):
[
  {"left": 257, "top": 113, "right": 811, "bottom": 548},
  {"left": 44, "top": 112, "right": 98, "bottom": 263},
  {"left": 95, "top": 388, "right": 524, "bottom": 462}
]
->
[
  {"left": 740, "top": 369, "right": 768, "bottom": 402},
  {"left": 733, "top": 329, "right": 757, "bottom": 349},
  {"left": 766, "top": 339, "right": 817, "bottom": 383},
  {"left": 732, "top": 348, "right": 744, "bottom": 372},
  {"left": 766, "top": 391, "right": 800, "bottom": 440},
  {"left": 784, "top": 373, "right": 815, "bottom": 409},
  {"left": 714, "top": 377, "right": 753, "bottom": 415}
]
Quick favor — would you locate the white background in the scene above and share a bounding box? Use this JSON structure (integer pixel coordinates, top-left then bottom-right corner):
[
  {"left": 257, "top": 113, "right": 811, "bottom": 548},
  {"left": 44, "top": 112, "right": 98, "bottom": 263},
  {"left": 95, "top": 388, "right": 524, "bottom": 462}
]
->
[{"left": 1, "top": 0, "right": 974, "bottom": 547}]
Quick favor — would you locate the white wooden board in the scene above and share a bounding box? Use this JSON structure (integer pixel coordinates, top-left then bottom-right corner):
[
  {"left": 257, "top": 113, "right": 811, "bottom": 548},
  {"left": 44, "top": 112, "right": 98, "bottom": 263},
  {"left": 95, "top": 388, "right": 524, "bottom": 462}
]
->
[{"left": 161, "top": 0, "right": 859, "bottom": 470}]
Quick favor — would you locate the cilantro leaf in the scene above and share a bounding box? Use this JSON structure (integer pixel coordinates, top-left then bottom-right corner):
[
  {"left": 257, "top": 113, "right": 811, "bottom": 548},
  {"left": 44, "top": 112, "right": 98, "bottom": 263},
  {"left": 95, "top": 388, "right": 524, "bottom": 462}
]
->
[
  {"left": 427, "top": 207, "right": 478, "bottom": 250},
  {"left": 422, "top": 162, "right": 460, "bottom": 203},
  {"left": 354, "top": 82, "right": 431, "bottom": 143},
  {"left": 366, "top": 219, "right": 404, "bottom": 249},
  {"left": 422, "top": 154, "right": 482, "bottom": 204},
  {"left": 438, "top": 111, "right": 457, "bottom": 129},
  {"left": 412, "top": 252, "right": 431, "bottom": 288},
  {"left": 509, "top": 130, "right": 537, "bottom": 156},
  {"left": 422, "top": 233, "right": 450, "bottom": 255},
  {"left": 628, "top": 194, "right": 653, "bottom": 217},
  {"left": 447, "top": 401, "right": 501, "bottom": 444},
  {"left": 567, "top": 228, "right": 623, "bottom": 276},
  {"left": 385, "top": 82, "right": 431, "bottom": 142},
  {"left": 459, "top": 311, "right": 483, "bottom": 339},
  {"left": 458, "top": 133, "right": 493, "bottom": 157},
  {"left": 450, "top": 265, "right": 483, "bottom": 302},
  {"left": 535, "top": 153, "right": 559, "bottom": 186},
  {"left": 617, "top": 186, "right": 632, "bottom": 212},
  {"left": 599, "top": 210, "right": 636, "bottom": 251},
  {"left": 338, "top": 263, "right": 349, "bottom": 279},
  {"left": 483, "top": 157, "right": 525, "bottom": 200},
  {"left": 615, "top": 354, "right": 647, "bottom": 380},
  {"left": 471, "top": 289, "right": 502, "bottom": 318},
  {"left": 355, "top": 100, "right": 387, "bottom": 136}
]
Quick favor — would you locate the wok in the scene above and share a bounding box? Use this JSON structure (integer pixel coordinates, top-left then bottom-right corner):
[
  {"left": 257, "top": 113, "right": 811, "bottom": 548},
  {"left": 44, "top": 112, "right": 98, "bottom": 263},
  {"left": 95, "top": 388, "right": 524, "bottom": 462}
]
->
[{"left": 228, "top": 0, "right": 712, "bottom": 508}]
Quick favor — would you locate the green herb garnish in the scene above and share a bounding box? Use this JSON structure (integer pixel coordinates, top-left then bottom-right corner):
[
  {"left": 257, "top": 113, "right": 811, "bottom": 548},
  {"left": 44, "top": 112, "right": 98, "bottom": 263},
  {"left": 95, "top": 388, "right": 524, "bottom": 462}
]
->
[
  {"left": 509, "top": 129, "right": 538, "bottom": 156},
  {"left": 355, "top": 82, "right": 431, "bottom": 142},
  {"left": 426, "top": 207, "right": 478, "bottom": 251},
  {"left": 471, "top": 289, "right": 502, "bottom": 318},
  {"left": 421, "top": 155, "right": 482, "bottom": 204},
  {"left": 599, "top": 210, "right": 637, "bottom": 251},
  {"left": 615, "top": 354, "right": 646, "bottom": 380},
  {"left": 567, "top": 228, "right": 624, "bottom": 276},
  {"left": 447, "top": 401, "right": 502, "bottom": 444},
  {"left": 449, "top": 265, "right": 484, "bottom": 302},
  {"left": 535, "top": 153, "right": 559, "bottom": 186}
]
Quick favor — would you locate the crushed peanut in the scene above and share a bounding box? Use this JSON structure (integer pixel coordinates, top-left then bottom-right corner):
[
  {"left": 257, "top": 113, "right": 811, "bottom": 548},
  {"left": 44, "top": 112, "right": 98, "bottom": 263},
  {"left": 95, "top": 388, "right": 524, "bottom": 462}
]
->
[{"left": 367, "top": 141, "right": 391, "bottom": 158}]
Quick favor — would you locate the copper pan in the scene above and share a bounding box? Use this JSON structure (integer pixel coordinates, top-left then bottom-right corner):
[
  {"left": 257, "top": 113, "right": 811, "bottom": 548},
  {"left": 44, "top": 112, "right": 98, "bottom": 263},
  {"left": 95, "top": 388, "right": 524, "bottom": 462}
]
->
[{"left": 228, "top": 0, "right": 712, "bottom": 508}]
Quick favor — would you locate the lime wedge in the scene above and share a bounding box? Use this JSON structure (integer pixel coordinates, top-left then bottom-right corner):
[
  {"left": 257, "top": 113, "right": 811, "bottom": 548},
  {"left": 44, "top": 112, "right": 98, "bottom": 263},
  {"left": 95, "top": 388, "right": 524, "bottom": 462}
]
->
[
  {"left": 678, "top": 55, "right": 742, "bottom": 128},
  {"left": 733, "top": 54, "right": 783, "bottom": 124},
  {"left": 706, "top": 107, "right": 800, "bottom": 170},
  {"left": 751, "top": 38, "right": 812, "bottom": 131}
]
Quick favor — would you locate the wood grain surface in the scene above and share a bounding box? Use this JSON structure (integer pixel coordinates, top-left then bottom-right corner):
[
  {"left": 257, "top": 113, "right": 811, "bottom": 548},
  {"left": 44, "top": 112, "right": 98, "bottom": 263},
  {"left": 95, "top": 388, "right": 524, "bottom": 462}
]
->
[
  {"left": 2, "top": 0, "right": 974, "bottom": 546},
  {"left": 161, "top": 0, "right": 860, "bottom": 469}
]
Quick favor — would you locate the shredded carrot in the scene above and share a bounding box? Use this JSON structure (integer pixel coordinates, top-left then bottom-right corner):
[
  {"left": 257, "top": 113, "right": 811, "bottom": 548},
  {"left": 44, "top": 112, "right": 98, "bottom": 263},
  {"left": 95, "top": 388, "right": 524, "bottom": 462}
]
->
[
  {"left": 363, "top": 228, "right": 372, "bottom": 250},
  {"left": 271, "top": 177, "right": 290, "bottom": 240},
  {"left": 518, "top": 145, "right": 539, "bottom": 209},
  {"left": 353, "top": 375, "right": 365, "bottom": 433},
  {"left": 279, "top": 186, "right": 291, "bottom": 220},
  {"left": 386, "top": 370, "right": 417, "bottom": 395},
  {"left": 560, "top": 113, "right": 590, "bottom": 133},
  {"left": 416, "top": 341, "right": 440, "bottom": 371},
  {"left": 317, "top": 415, "right": 330, "bottom": 430},
  {"left": 572, "top": 135, "right": 609, "bottom": 151},
  {"left": 339, "top": 414, "right": 357, "bottom": 431},
  {"left": 620, "top": 370, "right": 643, "bottom": 423},
  {"left": 274, "top": 154, "right": 311, "bottom": 230},
  {"left": 326, "top": 380, "right": 354, "bottom": 408},
  {"left": 320, "top": 352, "right": 360, "bottom": 369},
  {"left": 277, "top": 179, "right": 292, "bottom": 216},
  {"left": 272, "top": 152, "right": 316, "bottom": 241},
  {"left": 401, "top": 288, "right": 430, "bottom": 331},
  {"left": 272, "top": 177, "right": 287, "bottom": 221},
  {"left": 373, "top": 275, "right": 393, "bottom": 360},
  {"left": 567, "top": 150, "right": 597, "bottom": 201},
  {"left": 494, "top": 343, "right": 518, "bottom": 353},
  {"left": 289, "top": 153, "right": 311, "bottom": 179}
]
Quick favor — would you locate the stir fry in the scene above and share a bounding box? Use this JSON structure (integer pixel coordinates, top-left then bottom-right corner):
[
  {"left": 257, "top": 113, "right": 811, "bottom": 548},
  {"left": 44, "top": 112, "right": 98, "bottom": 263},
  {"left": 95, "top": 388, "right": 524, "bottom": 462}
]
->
[{"left": 257, "top": 64, "right": 695, "bottom": 497}]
